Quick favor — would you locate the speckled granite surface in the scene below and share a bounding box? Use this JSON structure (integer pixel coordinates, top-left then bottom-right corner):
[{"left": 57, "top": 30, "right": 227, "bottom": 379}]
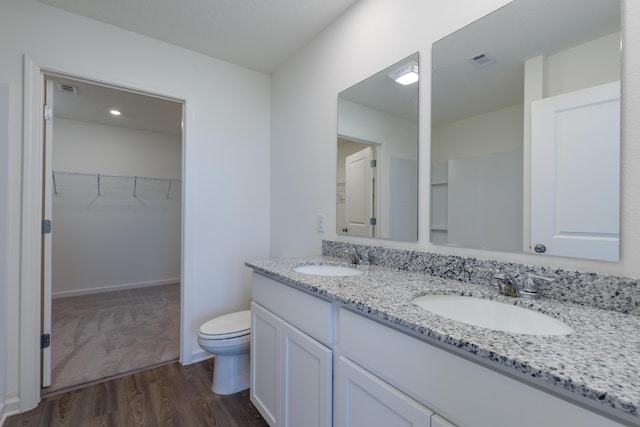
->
[
  {"left": 246, "top": 255, "right": 640, "bottom": 425},
  {"left": 323, "top": 240, "right": 640, "bottom": 315}
]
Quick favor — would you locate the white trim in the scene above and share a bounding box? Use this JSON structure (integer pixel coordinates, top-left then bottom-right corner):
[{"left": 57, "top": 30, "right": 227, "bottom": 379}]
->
[
  {"left": 20, "top": 54, "right": 190, "bottom": 412},
  {"left": 51, "top": 278, "right": 180, "bottom": 299},
  {"left": 0, "top": 397, "right": 21, "bottom": 426},
  {"left": 191, "top": 351, "right": 214, "bottom": 365},
  {"left": 179, "top": 99, "right": 193, "bottom": 366},
  {"left": 20, "top": 55, "right": 44, "bottom": 412}
]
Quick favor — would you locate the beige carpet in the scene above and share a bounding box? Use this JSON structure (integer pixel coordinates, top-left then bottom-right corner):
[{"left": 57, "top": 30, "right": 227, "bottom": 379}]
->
[{"left": 46, "top": 283, "right": 180, "bottom": 394}]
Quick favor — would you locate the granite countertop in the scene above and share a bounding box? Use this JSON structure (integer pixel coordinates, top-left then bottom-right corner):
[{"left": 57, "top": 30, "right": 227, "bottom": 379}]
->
[{"left": 246, "top": 255, "right": 640, "bottom": 424}]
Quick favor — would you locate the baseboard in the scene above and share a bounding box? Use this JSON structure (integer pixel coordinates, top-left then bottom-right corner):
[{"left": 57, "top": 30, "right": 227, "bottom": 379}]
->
[
  {"left": 190, "top": 349, "right": 214, "bottom": 365},
  {"left": 0, "top": 396, "right": 21, "bottom": 427},
  {"left": 52, "top": 278, "right": 180, "bottom": 299}
]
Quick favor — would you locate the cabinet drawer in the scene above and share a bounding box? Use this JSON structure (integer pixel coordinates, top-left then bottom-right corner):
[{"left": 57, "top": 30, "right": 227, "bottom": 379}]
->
[{"left": 252, "top": 272, "right": 334, "bottom": 345}]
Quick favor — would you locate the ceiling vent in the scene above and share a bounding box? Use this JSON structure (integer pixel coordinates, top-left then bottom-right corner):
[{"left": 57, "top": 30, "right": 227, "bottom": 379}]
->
[
  {"left": 469, "top": 52, "right": 496, "bottom": 68},
  {"left": 56, "top": 82, "right": 78, "bottom": 95}
]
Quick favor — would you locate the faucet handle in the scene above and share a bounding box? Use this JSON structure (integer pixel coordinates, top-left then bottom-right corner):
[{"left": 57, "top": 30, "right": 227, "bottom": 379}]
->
[
  {"left": 522, "top": 274, "right": 554, "bottom": 299},
  {"left": 527, "top": 273, "right": 555, "bottom": 285},
  {"left": 493, "top": 271, "right": 509, "bottom": 280}
]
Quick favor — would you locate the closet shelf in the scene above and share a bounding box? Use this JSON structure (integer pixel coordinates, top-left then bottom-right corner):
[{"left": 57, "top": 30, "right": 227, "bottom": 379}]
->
[{"left": 52, "top": 170, "right": 182, "bottom": 199}]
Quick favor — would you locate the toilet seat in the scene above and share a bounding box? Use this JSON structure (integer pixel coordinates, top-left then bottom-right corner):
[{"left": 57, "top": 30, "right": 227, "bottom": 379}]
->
[{"left": 198, "top": 310, "right": 251, "bottom": 340}]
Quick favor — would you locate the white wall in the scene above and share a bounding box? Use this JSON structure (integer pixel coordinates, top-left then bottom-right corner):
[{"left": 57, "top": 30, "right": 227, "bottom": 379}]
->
[
  {"left": 431, "top": 104, "right": 523, "bottom": 251},
  {"left": 337, "top": 98, "right": 418, "bottom": 239},
  {"left": 338, "top": 98, "right": 417, "bottom": 158},
  {"left": 270, "top": 0, "right": 640, "bottom": 277},
  {"left": 545, "top": 32, "right": 621, "bottom": 98},
  {"left": 431, "top": 104, "right": 524, "bottom": 163},
  {"left": 0, "top": 0, "right": 270, "bottom": 414},
  {"left": 52, "top": 118, "right": 182, "bottom": 296},
  {"left": 447, "top": 149, "right": 523, "bottom": 251},
  {"left": 0, "top": 82, "right": 9, "bottom": 421}
]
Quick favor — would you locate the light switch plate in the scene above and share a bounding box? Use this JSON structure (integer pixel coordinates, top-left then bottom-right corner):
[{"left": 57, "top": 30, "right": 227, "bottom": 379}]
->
[{"left": 316, "top": 214, "right": 325, "bottom": 233}]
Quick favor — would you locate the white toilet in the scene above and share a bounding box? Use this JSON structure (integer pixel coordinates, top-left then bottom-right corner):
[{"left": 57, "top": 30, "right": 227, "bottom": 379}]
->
[{"left": 197, "top": 310, "right": 251, "bottom": 395}]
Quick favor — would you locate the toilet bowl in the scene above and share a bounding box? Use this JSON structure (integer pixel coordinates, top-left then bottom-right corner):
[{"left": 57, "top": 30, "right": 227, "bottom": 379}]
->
[{"left": 197, "top": 310, "right": 251, "bottom": 395}]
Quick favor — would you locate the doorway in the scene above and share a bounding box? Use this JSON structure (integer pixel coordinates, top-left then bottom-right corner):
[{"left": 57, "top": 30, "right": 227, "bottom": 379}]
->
[{"left": 41, "top": 75, "right": 184, "bottom": 394}]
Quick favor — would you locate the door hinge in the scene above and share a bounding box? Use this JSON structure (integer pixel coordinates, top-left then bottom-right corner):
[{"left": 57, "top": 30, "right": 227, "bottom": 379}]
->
[
  {"left": 370, "top": 217, "right": 377, "bottom": 226},
  {"left": 370, "top": 159, "right": 377, "bottom": 168},
  {"left": 41, "top": 333, "right": 51, "bottom": 349},
  {"left": 43, "top": 105, "right": 53, "bottom": 121},
  {"left": 42, "top": 219, "right": 52, "bottom": 234}
]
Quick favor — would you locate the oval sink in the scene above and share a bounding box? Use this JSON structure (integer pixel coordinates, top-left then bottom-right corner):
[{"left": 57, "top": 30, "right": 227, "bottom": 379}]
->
[
  {"left": 293, "top": 264, "right": 362, "bottom": 277},
  {"left": 411, "top": 295, "right": 573, "bottom": 336}
]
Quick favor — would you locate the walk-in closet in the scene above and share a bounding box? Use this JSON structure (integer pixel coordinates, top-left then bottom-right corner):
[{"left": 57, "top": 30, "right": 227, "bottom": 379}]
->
[{"left": 44, "top": 77, "right": 183, "bottom": 394}]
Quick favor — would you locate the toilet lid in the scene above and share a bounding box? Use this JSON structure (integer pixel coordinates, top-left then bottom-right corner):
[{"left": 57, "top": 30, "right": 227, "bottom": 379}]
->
[{"left": 199, "top": 310, "right": 251, "bottom": 339}]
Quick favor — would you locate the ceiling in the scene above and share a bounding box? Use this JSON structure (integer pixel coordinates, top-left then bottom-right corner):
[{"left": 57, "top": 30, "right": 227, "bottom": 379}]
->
[
  {"left": 40, "top": 0, "right": 359, "bottom": 134},
  {"left": 43, "top": 0, "right": 620, "bottom": 135},
  {"left": 432, "top": 0, "right": 621, "bottom": 126},
  {"left": 50, "top": 77, "right": 183, "bottom": 135},
  {"left": 36, "top": 0, "right": 359, "bottom": 74}
]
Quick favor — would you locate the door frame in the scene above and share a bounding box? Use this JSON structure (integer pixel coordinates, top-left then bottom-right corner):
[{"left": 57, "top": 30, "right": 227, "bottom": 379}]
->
[
  {"left": 337, "top": 135, "right": 386, "bottom": 238},
  {"left": 345, "top": 145, "right": 376, "bottom": 237},
  {"left": 20, "top": 55, "right": 189, "bottom": 410}
]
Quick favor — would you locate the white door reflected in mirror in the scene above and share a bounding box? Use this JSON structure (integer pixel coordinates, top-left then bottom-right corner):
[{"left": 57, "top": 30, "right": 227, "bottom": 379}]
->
[
  {"left": 531, "top": 81, "right": 620, "bottom": 261},
  {"left": 344, "top": 146, "right": 375, "bottom": 237}
]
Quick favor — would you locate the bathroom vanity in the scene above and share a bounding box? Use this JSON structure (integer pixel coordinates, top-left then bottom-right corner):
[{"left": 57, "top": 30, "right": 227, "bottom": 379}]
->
[{"left": 247, "top": 253, "right": 639, "bottom": 427}]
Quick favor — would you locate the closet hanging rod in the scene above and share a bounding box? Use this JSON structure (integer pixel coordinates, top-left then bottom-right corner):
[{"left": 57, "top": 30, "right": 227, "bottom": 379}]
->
[
  {"left": 52, "top": 170, "right": 181, "bottom": 198},
  {"left": 53, "top": 170, "right": 179, "bottom": 181}
]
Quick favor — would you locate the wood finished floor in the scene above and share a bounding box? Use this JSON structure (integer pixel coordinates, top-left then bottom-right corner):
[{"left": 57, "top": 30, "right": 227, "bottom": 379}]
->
[{"left": 5, "top": 359, "right": 268, "bottom": 427}]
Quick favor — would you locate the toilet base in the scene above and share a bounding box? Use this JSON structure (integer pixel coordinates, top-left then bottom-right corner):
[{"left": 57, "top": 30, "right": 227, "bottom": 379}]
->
[{"left": 212, "top": 352, "right": 250, "bottom": 395}]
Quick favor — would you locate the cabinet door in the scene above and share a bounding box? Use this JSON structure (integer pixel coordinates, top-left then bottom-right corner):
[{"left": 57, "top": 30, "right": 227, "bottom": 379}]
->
[
  {"left": 281, "top": 321, "right": 332, "bottom": 427},
  {"left": 334, "top": 356, "right": 432, "bottom": 427},
  {"left": 251, "top": 302, "right": 280, "bottom": 427}
]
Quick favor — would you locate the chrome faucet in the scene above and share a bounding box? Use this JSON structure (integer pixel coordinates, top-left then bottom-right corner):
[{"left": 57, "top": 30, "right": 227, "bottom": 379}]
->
[
  {"left": 346, "top": 248, "right": 370, "bottom": 265},
  {"left": 494, "top": 273, "right": 554, "bottom": 299},
  {"left": 495, "top": 273, "right": 520, "bottom": 297}
]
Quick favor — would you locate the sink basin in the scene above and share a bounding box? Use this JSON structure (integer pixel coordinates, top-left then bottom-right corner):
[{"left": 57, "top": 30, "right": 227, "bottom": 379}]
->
[
  {"left": 293, "top": 264, "right": 362, "bottom": 277},
  {"left": 411, "top": 295, "right": 573, "bottom": 336}
]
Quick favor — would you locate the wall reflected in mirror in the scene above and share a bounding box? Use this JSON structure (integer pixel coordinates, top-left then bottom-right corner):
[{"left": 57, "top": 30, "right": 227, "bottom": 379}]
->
[
  {"left": 337, "top": 53, "right": 419, "bottom": 241},
  {"left": 430, "top": 0, "right": 620, "bottom": 261}
]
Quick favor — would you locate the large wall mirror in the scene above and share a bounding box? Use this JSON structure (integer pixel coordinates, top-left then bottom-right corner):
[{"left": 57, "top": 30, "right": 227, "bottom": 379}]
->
[
  {"left": 431, "top": 0, "right": 621, "bottom": 261},
  {"left": 337, "top": 53, "right": 419, "bottom": 241}
]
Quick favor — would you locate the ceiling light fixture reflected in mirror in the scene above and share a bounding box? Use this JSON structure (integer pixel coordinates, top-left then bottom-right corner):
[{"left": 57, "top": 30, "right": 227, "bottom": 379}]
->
[
  {"left": 388, "top": 61, "right": 419, "bottom": 85},
  {"left": 109, "top": 109, "right": 122, "bottom": 116}
]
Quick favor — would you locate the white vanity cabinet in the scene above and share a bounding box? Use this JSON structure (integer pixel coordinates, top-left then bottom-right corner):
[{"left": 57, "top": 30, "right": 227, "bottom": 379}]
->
[
  {"left": 251, "top": 272, "right": 626, "bottom": 427},
  {"left": 251, "top": 273, "right": 333, "bottom": 427},
  {"left": 336, "top": 307, "right": 623, "bottom": 427}
]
